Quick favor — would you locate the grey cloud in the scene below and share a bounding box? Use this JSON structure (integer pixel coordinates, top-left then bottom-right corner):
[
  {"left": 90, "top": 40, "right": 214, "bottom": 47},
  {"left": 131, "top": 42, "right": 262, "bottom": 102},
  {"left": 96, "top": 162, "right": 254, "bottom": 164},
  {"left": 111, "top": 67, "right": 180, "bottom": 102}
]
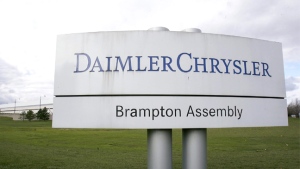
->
[
  {"left": 0, "top": 57, "right": 54, "bottom": 104},
  {"left": 206, "top": 0, "right": 299, "bottom": 51},
  {"left": 0, "top": 58, "right": 22, "bottom": 104},
  {"left": 0, "top": 58, "right": 21, "bottom": 84},
  {"left": 229, "top": 1, "right": 298, "bottom": 37},
  {"left": 0, "top": 87, "right": 15, "bottom": 104},
  {"left": 285, "top": 76, "right": 299, "bottom": 91},
  {"left": 9, "top": 89, "right": 15, "bottom": 93},
  {"left": 200, "top": 0, "right": 300, "bottom": 64},
  {"left": 0, "top": 95, "right": 14, "bottom": 105}
]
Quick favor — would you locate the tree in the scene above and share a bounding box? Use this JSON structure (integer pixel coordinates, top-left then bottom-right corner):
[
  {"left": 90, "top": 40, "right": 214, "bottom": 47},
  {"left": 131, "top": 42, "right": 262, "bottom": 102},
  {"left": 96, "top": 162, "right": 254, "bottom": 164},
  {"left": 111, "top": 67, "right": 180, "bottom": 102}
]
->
[
  {"left": 25, "top": 110, "right": 36, "bottom": 121},
  {"left": 36, "top": 107, "right": 50, "bottom": 121},
  {"left": 36, "top": 109, "right": 42, "bottom": 120},
  {"left": 19, "top": 111, "right": 26, "bottom": 121},
  {"left": 287, "top": 98, "right": 300, "bottom": 117}
]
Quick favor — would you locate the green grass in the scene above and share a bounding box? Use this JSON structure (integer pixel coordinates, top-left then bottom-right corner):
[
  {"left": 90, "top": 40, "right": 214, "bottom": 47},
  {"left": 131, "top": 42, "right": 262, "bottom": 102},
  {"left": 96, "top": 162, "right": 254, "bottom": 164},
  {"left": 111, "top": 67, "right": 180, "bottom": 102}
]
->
[{"left": 0, "top": 117, "right": 299, "bottom": 169}]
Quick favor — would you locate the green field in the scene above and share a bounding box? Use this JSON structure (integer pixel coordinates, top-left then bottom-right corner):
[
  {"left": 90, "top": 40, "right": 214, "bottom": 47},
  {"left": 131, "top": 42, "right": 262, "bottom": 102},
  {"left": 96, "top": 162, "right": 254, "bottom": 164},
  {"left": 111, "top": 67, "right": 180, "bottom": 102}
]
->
[{"left": 0, "top": 117, "right": 299, "bottom": 169}]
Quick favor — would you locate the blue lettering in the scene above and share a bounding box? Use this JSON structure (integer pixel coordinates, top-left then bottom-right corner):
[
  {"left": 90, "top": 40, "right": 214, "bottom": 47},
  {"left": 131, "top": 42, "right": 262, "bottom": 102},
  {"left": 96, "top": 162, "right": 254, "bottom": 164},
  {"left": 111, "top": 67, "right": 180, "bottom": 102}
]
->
[
  {"left": 74, "top": 53, "right": 91, "bottom": 73},
  {"left": 148, "top": 56, "right": 159, "bottom": 71},
  {"left": 161, "top": 56, "right": 175, "bottom": 72},
  {"left": 193, "top": 57, "right": 208, "bottom": 73},
  {"left": 262, "top": 62, "right": 271, "bottom": 77},
  {"left": 136, "top": 56, "right": 147, "bottom": 71},
  {"left": 90, "top": 57, "right": 104, "bottom": 72},
  {"left": 106, "top": 57, "right": 112, "bottom": 72},
  {"left": 252, "top": 62, "right": 260, "bottom": 76},
  {"left": 210, "top": 58, "right": 223, "bottom": 73},
  {"left": 221, "top": 59, "right": 232, "bottom": 74},
  {"left": 72, "top": 53, "right": 272, "bottom": 78},
  {"left": 243, "top": 60, "right": 251, "bottom": 75},
  {"left": 177, "top": 53, "right": 192, "bottom": 73},
  {"left": 114, "top": 56, "right": 133, "bottom": 71},
  {"left": 233, "top": 60, "right": 241, "bottom": 74}
]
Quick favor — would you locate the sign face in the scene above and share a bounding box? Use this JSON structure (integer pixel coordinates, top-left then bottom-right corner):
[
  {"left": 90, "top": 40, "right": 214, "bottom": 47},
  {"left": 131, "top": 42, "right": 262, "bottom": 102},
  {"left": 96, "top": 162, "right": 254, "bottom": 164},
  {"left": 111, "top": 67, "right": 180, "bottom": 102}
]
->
[
  {"left": 53, "top": 31, "right": 288, "bottom": 128},
  {"left": 53, "top": 96, "right": 287, "bottom": 128}
]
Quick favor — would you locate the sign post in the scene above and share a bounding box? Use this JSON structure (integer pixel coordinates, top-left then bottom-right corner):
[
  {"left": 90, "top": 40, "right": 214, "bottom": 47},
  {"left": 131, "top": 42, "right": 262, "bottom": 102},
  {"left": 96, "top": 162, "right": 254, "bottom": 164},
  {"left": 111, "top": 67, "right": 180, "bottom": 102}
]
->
[
  {"left": 183, "top": 128, "right": 207, "bottom": 169},
  {"left": 181, "top": 28, "right": 207, "bottom": 169},
  {"left": 53, "top": 27, "right": 288, "bottom": 168},
  {"left": 147, "top": 27, "right": 172, "bottom": 169},
  {"left": 147, "top": 129, "right": 172, "bottom": 169}
]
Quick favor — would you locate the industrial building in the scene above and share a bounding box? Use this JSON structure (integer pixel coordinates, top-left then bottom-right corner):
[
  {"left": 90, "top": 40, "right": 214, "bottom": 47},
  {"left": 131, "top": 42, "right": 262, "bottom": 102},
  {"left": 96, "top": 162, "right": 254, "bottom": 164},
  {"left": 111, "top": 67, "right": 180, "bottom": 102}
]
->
[{"left": 0, "top": 100, "right": 53, "bottom": 120}]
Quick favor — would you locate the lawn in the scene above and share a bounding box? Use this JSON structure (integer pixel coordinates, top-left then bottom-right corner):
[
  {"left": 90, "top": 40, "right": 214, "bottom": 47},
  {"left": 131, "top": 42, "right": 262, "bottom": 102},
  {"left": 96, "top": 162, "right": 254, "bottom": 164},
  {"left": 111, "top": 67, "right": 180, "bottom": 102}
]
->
[{"left": 0, "top": 116, "right": 299, "bottom": 169}]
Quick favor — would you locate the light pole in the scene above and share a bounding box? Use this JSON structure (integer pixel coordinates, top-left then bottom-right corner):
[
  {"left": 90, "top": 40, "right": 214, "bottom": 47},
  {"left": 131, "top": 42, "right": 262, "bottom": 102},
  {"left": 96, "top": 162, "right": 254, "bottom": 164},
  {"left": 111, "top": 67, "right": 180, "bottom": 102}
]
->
[
  {"left": 14, "top": 98, "right": 21, "bottom": 114},
  {"left": 40, "top": 95, "right": 46, "bottom": 109},
  {"left": 14, "top": 99, "right": 16, "bottom": 114}
]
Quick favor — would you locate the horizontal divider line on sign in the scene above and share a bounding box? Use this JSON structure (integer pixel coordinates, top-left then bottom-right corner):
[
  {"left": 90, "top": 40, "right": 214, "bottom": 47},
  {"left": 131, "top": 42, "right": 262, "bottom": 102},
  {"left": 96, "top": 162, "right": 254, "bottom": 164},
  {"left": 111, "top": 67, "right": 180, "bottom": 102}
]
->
[{"left": 54, "top": 94, "right": 285, "bottom": 99}]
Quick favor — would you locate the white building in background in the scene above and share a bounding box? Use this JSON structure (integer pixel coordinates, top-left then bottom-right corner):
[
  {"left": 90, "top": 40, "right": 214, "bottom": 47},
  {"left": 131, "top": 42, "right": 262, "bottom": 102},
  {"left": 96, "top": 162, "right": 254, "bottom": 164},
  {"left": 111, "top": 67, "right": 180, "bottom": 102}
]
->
[{"left": 0, "top": 100, "right": 53, "bottom": 120}]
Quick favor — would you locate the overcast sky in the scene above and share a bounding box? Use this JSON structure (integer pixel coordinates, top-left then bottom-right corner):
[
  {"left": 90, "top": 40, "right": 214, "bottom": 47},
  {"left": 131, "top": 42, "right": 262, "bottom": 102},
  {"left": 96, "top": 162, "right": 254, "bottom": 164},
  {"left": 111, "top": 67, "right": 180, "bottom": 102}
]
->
[{"left": 0, "top": 0, "right": 299, "bottom": 105}]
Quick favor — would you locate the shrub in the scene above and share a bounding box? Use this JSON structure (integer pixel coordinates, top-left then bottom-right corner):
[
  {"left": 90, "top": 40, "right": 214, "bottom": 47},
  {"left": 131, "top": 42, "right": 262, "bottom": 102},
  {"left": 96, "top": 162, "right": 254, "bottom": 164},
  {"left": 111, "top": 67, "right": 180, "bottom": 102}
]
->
[
  {"left": 25, "top": 110, "right": 36, "bottom": 121},
  {"left": 36, "top": 107, "right": 50, "bottom": 121}
]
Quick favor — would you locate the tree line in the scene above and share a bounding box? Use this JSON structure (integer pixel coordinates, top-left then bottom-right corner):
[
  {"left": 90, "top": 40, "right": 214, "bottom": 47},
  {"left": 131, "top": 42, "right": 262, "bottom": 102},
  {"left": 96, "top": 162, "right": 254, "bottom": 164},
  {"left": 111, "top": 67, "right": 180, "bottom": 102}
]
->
[
  {"left": 19, "top": 107, "right": 50, "bottom": 121},
  {"left": 287, "top": 98, "right": 300, "bottom": 117}
]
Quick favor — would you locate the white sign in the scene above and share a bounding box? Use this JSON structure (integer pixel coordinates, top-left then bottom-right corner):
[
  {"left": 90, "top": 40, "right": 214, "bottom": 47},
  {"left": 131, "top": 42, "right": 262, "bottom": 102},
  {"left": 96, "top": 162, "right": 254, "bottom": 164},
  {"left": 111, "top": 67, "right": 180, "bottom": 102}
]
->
[
  {"left": 53, "top": 31, "right": 287, "bottom": 128},
  {"left": 55, "top": 31, "right": 285, "bottom": 97},
  {"left": 53, "top": 96, "right": 287, "bottom": 128}
]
